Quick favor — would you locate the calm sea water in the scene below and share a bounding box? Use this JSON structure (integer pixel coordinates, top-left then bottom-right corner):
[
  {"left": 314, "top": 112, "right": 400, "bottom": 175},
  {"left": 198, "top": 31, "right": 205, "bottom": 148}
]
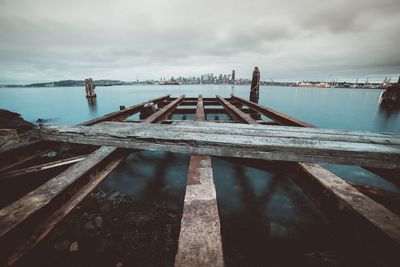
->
[{"left": 1, "top": 85, "right": 399, "bottom": 264}]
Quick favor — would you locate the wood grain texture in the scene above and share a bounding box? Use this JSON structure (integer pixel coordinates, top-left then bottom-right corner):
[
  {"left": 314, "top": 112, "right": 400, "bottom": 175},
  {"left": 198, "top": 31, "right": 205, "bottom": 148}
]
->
[
  {"left": 227, "top": 95, "right": 400, "bottom": 262},
  {"left": 175, "top": 96, "right": 224, "bottom": 267},
  {"left": 40, "top": 121, "right": 400, "bottom": 168}
]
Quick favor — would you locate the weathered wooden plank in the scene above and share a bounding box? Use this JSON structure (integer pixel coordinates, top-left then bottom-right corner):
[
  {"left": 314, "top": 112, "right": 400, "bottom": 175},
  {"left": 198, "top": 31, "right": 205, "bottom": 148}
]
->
[
  {"left": 0, "top": 129, "right": 41, "bottom": 154},
  {"left": 347, "top": 181, "right": 400, "bottom": 215},
  {"left": 216, "top": 96, "right": 257, "bottom": 124},
  {"left": 225, "top": 96, "right": 400, "bottom": 262},
  {"left": 294, "top": 163, "right": 400, "bottom": 261},
  {"left": 0, "top": 146, "right": 118, "bottom": 239},
  {"left": 171, "top": 108, "right": 257, "bottom": 115},
  {"left": 231, "top": 95, "right": 314, "bottom": 127},
  {"left": 40, "top": 122, "right": 400, "bottom": 168},
  {"left": 2, "top": 148, "right": 129, "bottom": 266},
  {"left": 81, "top": 95, "right": 170, "bottom": 126},
  {"left": 232, "top": 96, "right": 400, "bottom": 189},
  {"left": 0, "top": 155, "right": 87, "bottom": 181},
  {"left": 143, "top": 95, "right": 185, "bottom": 123},
  {"left": 175, "top": 96, "right": 224, "bottom": 267},
  {"left": 0, "top": 95, "right": 170, "bottom": 174},
  {"left": 0, "top": 95, "right": 183, "bottom": 265}
]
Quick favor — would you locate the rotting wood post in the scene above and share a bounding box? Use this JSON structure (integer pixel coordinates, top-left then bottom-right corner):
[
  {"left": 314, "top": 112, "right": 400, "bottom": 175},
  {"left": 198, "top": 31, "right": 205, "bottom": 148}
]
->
[
  {"left": 224, "top": 95, "right": 400, "bottom": 264},
  {"left": 85, "top": 78, "right": 96, "bottom": 98},
  {"left": 0, "top": 95, "right": 183, "bottom": 266},
  {"left": 249, "top": 67, "right": 260, "bottom": 103},
  {"left": 175, "top": 95, "right": 224, "bottom": 267}
]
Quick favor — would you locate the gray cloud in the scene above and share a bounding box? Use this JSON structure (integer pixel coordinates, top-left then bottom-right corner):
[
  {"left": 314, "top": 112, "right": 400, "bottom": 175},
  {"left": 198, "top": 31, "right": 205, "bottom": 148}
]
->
[{"left": 0, "top": 0, "right": 399, "bottom": 83}]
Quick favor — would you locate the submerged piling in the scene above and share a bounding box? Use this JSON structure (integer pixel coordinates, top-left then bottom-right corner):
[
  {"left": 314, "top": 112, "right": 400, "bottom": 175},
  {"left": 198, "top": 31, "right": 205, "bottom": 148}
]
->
[{"left": 250, "top": 67, "right": 260, "bottom": 103}]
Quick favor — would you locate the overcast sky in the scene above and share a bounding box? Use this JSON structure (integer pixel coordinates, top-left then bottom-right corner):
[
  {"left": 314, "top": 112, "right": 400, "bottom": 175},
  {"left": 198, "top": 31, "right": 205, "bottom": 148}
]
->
[{"left": 0, "top": 0, "right": 399, "bottom": 83}]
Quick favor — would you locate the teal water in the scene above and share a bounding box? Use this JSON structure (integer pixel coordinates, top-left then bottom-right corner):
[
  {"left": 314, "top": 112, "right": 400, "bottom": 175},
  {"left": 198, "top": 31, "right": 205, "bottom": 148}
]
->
[
  {"left": 1, "top": 85, "right": 399, "bottom": 265},
  {"left": 1, "top": 85, "right": 399, "bottom": 132}
]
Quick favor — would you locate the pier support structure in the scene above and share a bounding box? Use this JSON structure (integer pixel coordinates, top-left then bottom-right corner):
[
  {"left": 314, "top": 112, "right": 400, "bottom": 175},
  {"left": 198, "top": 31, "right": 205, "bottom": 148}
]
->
[
  {"left": 249, "top": 67, "right": 260, "bottom": 103},
  {"left": 175, "top": 95, "right": 224, "bottom": 267},
  {"left": 85, "top": 78, "right": 96, "bottom": 98}
]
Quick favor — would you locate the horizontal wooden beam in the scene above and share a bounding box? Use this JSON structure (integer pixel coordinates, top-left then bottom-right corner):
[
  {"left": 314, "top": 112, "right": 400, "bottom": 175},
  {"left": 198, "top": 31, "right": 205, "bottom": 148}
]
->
[
  {"left": 171, "top": 108, "right": 257, "bottom": 115},
  {"left": 40, "top": 121, "right": 400, "bottom": 168},
  {"left": 0, "top": 95, "right": 170, "bottom": 174}
]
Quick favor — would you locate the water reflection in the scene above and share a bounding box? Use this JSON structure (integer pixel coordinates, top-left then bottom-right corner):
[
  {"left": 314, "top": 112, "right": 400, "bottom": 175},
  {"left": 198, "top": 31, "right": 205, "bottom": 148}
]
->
[
  {"left": 212, "top": 157, "right": 330, "bottom": 266},
  {"left": 101, "top": 150, "right": 189, "bottom": 211},
  {"left": 375, "top": 101, "right": 400, "bottom": 131},
  {"left": 86, "top": 97, "right": 98, "bottom": 115}
]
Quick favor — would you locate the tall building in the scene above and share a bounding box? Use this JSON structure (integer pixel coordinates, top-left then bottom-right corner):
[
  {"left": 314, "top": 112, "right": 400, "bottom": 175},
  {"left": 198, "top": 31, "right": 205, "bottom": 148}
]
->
[{"left": 232, "top": 70, "right": 235, "bottom": 82}]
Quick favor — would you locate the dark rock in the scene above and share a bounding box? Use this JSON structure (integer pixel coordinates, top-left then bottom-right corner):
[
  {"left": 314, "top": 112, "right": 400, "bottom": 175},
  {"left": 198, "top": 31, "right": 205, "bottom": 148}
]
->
[
  {"left": 84, "top": 221, "right": 96, "bottom": 230},
  {"left": 54, "top": 240, "right": 70, "bottom": 252},
  {"left": 94, "top": 216, "right": 104, "bottom": 228},
  {"left": 69, "top": 241, "right": 79, "bottom": 252},
  {"left": 0, "top": 109, "right": 35, "bottom": 134}
]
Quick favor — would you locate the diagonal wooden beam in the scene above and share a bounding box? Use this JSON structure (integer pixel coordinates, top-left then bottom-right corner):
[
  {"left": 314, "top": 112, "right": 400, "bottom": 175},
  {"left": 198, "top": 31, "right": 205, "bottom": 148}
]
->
[
  {"left": 223, "top": 95, "right": 400, "bottom": 263},
  {"left": 231, "top": 95, "right": 314, "bottom": 127},
  {"left": 216, "top": 95, "right": 257, "bottom": 124},
  {"left": 175, "top": 95, "right": 224, "bottom": 267},
  {"left": 143, "top": 95, "right": 185, "bottom": 123},
  {"left": 231, "top": 95, "right": 400, "bottom": 186},
  {"left": 0, "top": 155, "right": 87, "bottom": 181},
  {"left": 0, "top": 95, "right": 183, "bottom": 266}
]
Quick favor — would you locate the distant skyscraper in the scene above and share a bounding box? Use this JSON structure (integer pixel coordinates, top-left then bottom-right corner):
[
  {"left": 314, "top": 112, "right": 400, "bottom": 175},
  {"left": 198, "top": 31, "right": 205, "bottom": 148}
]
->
[{"left": 232, "top": 70, "right": 235, "bottom": 82}]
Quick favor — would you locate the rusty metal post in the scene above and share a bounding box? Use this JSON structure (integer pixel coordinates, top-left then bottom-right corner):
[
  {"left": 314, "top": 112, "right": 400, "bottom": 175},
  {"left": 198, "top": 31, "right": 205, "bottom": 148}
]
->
[{"left": 250, "top": 67, "right": 260, "bottom": 103}]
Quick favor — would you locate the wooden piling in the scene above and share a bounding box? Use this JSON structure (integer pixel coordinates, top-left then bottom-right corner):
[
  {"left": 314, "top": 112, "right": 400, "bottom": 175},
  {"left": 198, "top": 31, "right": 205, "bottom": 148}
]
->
[
  {"left": 85, "top": 78, "right": 96, "bottom": 98},
  {"left": 250, "top": 67, "right": 260, "bottom": 103}
]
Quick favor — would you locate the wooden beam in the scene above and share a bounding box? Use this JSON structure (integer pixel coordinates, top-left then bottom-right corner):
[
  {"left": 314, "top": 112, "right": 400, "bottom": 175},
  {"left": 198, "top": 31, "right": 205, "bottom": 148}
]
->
[
  {"left": 0, "top": 95, "right": 181, "bottom": 265},
  {"left": 0, "top": 95, "right": 170, "bottom": 174},
  {"left": 143, "top": 95, "right": 185, "bottom": 123},
  {"left": 225, "top": 96, "right": 400, "bottom": 263},
  {"left": 231, "top": 96, "right": 400, "bottom": 188},
  {"left": 81, "top": 95, "right": 170, "bottom": 126},
  {"left": 159, "top": 100, "right": 241, "bottom": 108},
  {"left": 216, "top": 95, "right": 257, "bottom": 124},
  {"left": 0, "top": 155, "right": 87, "bottom": 181},
  {"left": 40, "top": 121, "right": 400, "bottom": 169},
  {"left": 175, "top": 95, "right": 224, "bottom": 267},
  {"left": 169, "top": 108, "right": 261, "bottom": 115},
  {"left": 231, "top": 95, "right": 314, "bottom": 127},
  {"left": 347, "top": 181, "right": 400, "bottom": 215}
]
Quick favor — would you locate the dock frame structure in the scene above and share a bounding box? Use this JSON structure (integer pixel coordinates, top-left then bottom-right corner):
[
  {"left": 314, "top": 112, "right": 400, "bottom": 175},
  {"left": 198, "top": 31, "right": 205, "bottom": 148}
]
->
[{"left": 0, "top": 94, "right": 399, "bottom": 266}]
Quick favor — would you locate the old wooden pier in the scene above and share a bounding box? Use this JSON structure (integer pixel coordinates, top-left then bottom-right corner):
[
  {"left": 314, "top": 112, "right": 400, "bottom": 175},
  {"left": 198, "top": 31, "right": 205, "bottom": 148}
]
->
[{"left": 0, "top": 94, "right": 400, "bottom": 266}]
